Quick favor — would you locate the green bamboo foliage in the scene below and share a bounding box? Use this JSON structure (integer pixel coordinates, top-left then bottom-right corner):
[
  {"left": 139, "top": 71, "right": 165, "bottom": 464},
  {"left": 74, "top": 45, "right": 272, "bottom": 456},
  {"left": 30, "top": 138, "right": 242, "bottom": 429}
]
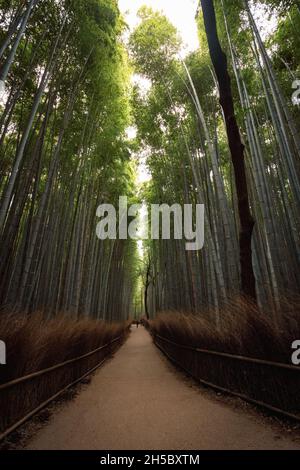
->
[
  {"left": 130, "top": 2, "right": 300, "bottom": 322},
  {"left": 0, "top": 0, "right": 139, "bottom": 320},
  {"left": 0, "top": 0, "right": 299, "bottom": 326}
]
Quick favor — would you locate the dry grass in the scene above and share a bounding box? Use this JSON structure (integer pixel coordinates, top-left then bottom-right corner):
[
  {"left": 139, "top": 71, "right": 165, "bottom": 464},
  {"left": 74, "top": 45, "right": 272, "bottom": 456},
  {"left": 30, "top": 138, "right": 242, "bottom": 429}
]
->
[
  {"left": 0, "top": 312, "right": 130, "bottom": 434},
  {"left": 145, "top": 296, "right": 300, "bottom": 413}
]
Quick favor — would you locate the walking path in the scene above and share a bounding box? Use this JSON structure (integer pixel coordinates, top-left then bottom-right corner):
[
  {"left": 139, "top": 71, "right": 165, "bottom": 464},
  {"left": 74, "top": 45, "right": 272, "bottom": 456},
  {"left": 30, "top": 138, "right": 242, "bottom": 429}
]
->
[{"left": 28, "top": 327, "right": 300, "bottom": 450}]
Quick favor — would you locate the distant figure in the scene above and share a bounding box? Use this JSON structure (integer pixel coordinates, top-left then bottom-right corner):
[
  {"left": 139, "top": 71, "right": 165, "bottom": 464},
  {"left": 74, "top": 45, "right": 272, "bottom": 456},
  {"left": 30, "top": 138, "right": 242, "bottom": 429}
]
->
[{"left": 131, "top": 320, "right": 139, "bottom": 329}]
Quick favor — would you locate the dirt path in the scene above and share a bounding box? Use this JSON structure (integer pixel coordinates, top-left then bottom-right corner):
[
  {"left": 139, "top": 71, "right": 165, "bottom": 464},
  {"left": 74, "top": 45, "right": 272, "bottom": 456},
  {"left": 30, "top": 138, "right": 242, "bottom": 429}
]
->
[{"left": 27, "top": 327, "right": 299, "bottom": 450}]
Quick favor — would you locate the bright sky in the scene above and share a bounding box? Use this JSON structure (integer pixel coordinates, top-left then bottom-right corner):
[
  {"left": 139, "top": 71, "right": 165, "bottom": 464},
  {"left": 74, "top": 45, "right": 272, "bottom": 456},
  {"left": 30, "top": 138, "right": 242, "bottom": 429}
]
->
[{"left": 119, "top": 0, "right": 200, "bottom": 53}]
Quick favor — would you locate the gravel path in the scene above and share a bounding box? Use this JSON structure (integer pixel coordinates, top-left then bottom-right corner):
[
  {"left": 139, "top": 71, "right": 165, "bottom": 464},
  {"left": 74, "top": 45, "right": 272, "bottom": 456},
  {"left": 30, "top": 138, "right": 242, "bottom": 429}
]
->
[{"left": 27, "top": 327, "right": 300, "bottom": 450}]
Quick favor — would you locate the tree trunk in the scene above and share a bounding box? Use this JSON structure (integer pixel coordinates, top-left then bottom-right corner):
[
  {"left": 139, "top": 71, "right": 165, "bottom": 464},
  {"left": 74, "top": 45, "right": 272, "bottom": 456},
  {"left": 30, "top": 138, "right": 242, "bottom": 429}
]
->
[
  {"left": 144, "top": 259, "right": 151, "bottom": 320},
  {"left": 0, "top": 0, "right": 37, "bottom": 83}
]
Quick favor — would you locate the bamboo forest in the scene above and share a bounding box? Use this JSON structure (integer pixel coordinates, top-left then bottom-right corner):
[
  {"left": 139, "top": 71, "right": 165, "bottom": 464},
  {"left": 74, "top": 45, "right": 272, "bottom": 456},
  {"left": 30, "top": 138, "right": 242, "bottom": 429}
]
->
[{"left": 0, "top": 0, "right": 300, "bottom": 453}]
